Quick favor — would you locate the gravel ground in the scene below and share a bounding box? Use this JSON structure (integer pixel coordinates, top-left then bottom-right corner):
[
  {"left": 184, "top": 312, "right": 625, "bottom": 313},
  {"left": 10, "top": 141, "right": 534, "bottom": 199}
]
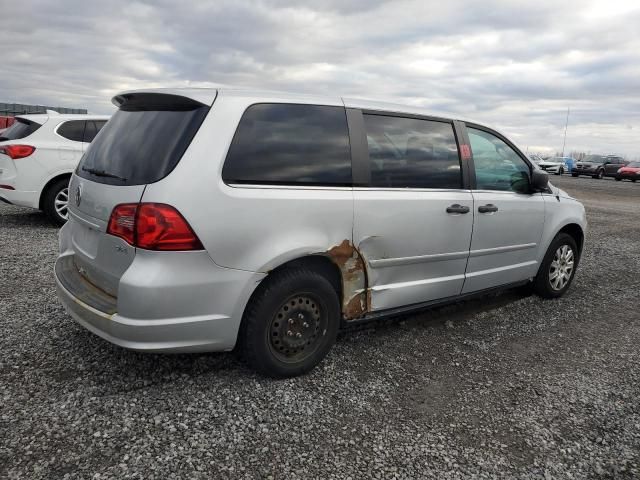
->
[{"left": 1, "top": 176, "right": 639, "bottom": 479}]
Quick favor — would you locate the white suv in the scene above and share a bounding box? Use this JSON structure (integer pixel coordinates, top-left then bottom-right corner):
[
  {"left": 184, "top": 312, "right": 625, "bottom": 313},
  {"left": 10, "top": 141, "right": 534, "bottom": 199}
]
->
[
  {"left": 55, "top": 88, "right": 586, "bottom": 377},
  {"left": 0, "top": 113, "right": 110, "bottom": 224}
]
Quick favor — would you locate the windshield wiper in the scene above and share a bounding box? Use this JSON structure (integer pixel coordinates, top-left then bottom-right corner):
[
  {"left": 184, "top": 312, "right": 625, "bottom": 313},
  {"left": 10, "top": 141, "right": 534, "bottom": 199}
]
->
[{"left": 82, "top": 166, "right": 127, "bottom": 181}]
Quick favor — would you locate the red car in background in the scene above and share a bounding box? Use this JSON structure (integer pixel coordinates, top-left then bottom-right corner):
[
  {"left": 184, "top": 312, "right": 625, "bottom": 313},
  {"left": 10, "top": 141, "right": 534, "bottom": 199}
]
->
[
  {"left": 615, "top": 161, "right": 640, "bottom": 182},
  {"left": 0, "top": 116, "right": 16, "bottom": 129}
]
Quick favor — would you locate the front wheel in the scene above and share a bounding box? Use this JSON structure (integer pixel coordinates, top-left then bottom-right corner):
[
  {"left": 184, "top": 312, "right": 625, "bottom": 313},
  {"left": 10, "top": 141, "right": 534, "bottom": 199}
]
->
[
  {"left": 42, "top": 178, "right": 70, "bottom": 226},
  {"left": 556, "top": 168, "right": 563, "bottom": 175},
  {"left": 615, "top": 176, "right": 622, "bottom": 181},
  {"left": 571, "top": 173, "right": 579, "bottom": 177},
  {"left": 239, "top": 267, "right": 340, "bottom": 378},
  {"left": 593, "top": 169, "right": 604, "bottom": 179},
  {"left": 533, "top": 233, "right": 578, "bottom": 299}
]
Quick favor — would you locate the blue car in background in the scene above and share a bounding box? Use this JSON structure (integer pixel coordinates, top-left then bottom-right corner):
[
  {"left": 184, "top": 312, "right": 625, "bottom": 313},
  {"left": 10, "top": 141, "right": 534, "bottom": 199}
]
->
[{"left": 537, "top": 156, "right": 575, "bottom": 175}]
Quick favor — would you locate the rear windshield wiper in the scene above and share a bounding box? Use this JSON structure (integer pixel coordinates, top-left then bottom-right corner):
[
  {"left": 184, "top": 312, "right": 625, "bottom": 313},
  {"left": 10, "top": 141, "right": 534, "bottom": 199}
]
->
[{"left": 81, "top": 166, "right": 127, "bottom": 181}]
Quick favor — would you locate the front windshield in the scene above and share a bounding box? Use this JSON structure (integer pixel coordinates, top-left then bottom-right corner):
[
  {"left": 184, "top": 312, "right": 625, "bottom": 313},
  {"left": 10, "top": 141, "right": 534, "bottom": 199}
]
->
[{"left": 583, "top": 155, "right": 606, "bottom": 164}]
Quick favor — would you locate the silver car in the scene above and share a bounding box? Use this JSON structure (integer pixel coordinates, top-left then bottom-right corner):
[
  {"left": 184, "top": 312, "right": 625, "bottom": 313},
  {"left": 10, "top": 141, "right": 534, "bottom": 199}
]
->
[{"left": 55, "top": 88, "right": 587, "bottom": 377}]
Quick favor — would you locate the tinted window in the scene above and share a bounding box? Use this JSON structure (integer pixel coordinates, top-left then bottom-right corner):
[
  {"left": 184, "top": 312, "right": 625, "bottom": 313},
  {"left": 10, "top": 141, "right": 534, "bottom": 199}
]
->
[
  {"left": 583, "top": 155, "right": 606, "bottom": 164},
  {"left": 468, "top": 127, "right": 530, "bottom": 193},
  {"left": 0, "top": 118, "right": 42, "bottom": 141},
  {"left": 363, "top": 114, "right": 461, "bottom": 189},
  {"left": 57, "top": 120, "right": 85, "bottom": 142},
  {"left": 82, "top": 121, "right": 96, "bottom": 143},
  {"left": 222, "top": 104, "right": 351, "bottom": 186},
  {"left": 77, "top": 94, "right": 209, "bottom": 186}
]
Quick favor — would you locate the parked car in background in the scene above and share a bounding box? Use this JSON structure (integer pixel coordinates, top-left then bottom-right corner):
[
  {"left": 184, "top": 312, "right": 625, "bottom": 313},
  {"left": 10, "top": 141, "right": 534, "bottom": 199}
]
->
[
  {"left": 572, "top": 155, "right": 627, "bottom": 179},
  {"left": 528, "top": 154, "right": 544, "bottom": 165},
  {"left": 615, "top": 161, "right": 640, "bottom": 182},
  {"left": 55, "top": 88, "right": 586, "bottom": 378},
  {"left": 537, "top": 156, "right": 574, "bottom": 175},
  {"left": 0, "top": 115, "right": 16, "bottom": 130},
  {"left": 0, "top": 113, "right": 109, "bottom": 224}
]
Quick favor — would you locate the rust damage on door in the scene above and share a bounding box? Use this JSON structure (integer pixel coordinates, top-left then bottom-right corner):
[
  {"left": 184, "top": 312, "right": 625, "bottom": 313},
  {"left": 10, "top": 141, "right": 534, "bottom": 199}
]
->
[{"left": 327, "top": 239, "right": 370, "bottom": 320}]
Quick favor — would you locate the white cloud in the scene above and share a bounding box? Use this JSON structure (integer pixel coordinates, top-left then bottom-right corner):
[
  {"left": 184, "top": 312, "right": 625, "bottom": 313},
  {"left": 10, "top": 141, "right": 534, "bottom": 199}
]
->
[{"left": 1, "top": 0, "right": 639, "bottom": 157}]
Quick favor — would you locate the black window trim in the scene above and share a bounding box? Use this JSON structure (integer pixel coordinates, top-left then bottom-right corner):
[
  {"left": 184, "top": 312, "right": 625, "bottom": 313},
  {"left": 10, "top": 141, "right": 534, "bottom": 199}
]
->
[
  {"left": 462, "top": 121, "right": 539, "bottom": 193},
  {"left": 222, "top": 102, "right": 354, "bottom": 189},
  {"left": 350, "top": 108, "right": 469, "bottom": 191},
  {"left": 55, "top": 120, "right": 87, "bottom": 143}
]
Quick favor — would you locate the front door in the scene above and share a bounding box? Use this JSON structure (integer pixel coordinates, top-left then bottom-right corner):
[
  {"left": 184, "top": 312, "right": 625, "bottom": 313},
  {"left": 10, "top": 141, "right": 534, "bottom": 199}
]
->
[
  {"left": 352, "top": 112, "right": 474, "bottom": 312},
  {"left": 462, "top": 125, "right": 545, "bottom": 294}
]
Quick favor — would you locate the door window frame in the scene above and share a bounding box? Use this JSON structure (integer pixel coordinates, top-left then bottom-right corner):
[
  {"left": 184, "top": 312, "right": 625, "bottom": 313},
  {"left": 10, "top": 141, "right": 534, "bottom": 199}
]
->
[{"left": 462, "top": 122, "right": 537, "bottom": 193}]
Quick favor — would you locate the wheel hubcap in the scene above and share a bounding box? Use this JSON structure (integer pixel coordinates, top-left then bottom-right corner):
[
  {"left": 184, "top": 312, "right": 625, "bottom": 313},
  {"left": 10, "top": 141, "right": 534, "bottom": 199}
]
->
[
  {"left": 269, "top": 295, "right": 325, "bottom": 362},
  {"left": 54, "top": 188, "right": 69, "bottom": 220},
  {"left": 549, "top": 244, "right": 574, "bottom": 291}
]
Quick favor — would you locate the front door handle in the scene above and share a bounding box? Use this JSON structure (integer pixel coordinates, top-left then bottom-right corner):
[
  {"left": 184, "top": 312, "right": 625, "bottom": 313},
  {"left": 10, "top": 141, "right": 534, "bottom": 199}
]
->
[
  {"left": 478, "top": 204, "right": 499, "bottom": 213},
  {"left": 446, "top": 204, "right": 470, "bottom": 214}
]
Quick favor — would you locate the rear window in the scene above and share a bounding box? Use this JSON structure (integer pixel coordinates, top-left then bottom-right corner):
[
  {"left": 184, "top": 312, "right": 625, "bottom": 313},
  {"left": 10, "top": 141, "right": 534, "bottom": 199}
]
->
[
  {"left": 77, "top": 94, "right": 209, "bottom": 186},
  {"left": 222, "top": 103, "right": 352, "bottom": 186},
  {"left": 0, "top": 118, "right": 42, "bottom": 141}
]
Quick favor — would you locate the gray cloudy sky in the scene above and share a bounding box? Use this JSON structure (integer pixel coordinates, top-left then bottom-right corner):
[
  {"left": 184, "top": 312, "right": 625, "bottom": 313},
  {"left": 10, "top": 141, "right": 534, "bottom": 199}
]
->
[{"left": 2, "top": 0, "right": 639, "bottom": 157}]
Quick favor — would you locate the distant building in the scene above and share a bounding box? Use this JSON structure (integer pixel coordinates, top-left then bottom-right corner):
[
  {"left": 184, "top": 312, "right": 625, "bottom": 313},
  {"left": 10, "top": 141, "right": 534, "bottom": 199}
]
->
[{"left": 0, "top": 102, "right": 88, "bottom": 116}]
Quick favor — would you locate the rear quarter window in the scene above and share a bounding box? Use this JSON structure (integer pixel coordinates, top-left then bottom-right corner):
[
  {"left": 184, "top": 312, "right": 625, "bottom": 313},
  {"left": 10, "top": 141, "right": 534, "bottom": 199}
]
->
[
  {"left": 222, "top": 103, "right": 352, "bottom": 186},
  {"left": 57, "top": 120, "right": 86, "bottom": 142}
]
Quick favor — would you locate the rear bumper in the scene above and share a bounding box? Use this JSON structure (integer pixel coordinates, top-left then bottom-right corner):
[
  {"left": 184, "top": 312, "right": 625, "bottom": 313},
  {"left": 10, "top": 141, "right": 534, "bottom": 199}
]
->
[
  {"left": 0, "top": 187, "right": 39, "bottom": 208},
  {"left": 54, "top": 252, "right": 265, "bottom": 353}
]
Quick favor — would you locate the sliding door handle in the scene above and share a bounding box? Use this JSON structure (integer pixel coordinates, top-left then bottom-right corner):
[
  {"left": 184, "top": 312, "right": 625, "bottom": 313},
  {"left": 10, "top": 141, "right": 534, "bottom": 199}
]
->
[
  {"left": 478, "top": 204, "right": 499, "bottom": 213},
  {"left": 446, "top": 204, "right": 470, "bottom": 214}
]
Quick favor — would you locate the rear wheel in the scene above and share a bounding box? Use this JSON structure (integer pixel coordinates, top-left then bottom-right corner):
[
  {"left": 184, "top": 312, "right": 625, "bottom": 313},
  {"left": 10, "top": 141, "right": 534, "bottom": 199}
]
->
[
  {"left": 593, "top": 169, "right": 604, "bottom": 179},
  {"left": 533, "top": 233, "right": 578, "bottom": 299},
  {"left": 571, "top": 173, "right": 579, "bottom": 177},
  {"left": 239, "top": 267, "right": 340, "bottom": 378},
  {"left": 42, "top": 178, "right": 70, "bottom": 226}
]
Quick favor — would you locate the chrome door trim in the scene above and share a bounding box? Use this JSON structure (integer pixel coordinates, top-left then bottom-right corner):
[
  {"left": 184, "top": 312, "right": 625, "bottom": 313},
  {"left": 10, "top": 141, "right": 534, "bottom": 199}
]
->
[
  {"left": 368, "top": 250, "right": 470, "bottom": 268},
  {"left": 464, "top": 260, "right": 538, "bottom": 278},
  {"left": 469, "top": 243, "right": 537, "bottom": 258},
  {"left": 370, "top": 273, "right": 466, "bottom": 292}
]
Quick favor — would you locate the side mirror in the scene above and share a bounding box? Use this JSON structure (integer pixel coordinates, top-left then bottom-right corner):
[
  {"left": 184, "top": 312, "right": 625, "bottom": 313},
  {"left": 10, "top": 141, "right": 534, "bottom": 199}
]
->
[{"left": 531, "top": 169, "right": 549, "bottom": 192}]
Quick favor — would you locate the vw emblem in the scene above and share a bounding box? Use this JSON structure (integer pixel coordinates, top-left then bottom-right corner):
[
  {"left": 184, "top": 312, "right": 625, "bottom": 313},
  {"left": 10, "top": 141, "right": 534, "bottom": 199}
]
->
[{"left": 75, "top": 184, "right": 82, "bottom": 207}]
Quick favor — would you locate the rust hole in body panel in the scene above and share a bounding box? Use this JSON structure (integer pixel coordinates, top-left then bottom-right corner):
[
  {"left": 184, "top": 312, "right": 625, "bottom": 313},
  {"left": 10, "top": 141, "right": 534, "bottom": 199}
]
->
[{"left": 327, "top": 240, "right": 370, "bottom": 320}]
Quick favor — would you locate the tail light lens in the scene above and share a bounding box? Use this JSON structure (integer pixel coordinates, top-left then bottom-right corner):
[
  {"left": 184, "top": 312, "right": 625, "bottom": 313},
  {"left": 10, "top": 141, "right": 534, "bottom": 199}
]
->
[
  {"left": 107, "top": 203, "right": 203, "bottom": 251},
  {"left": 0, "top": 145, "right": 36, "bottom": 159}
]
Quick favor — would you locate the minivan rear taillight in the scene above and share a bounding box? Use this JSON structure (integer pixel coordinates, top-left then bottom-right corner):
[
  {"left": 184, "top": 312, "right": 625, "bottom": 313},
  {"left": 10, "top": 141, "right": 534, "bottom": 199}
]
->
[
  {"left": 0, "top": 145, "right": 35, "bottom": 159},
  {"left": 107, "top": 203, "right": 203, "bottom": 251}
]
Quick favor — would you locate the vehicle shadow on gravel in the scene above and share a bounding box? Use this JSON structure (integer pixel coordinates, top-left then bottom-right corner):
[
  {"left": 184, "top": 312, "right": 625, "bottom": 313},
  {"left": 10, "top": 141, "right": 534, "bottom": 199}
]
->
[{"left": 0, "top": 207, "right": 58, "bottom": 229}]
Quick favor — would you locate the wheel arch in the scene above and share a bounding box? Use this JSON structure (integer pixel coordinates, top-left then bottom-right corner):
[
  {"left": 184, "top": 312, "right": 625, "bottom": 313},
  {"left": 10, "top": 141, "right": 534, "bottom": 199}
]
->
[
  {"left": 557, "top": 223, "right": 585, "bottom": 258},
  {"left": 39, "top": 172, "right": 72, "bottom": 210},
  {"left": 243, "top": 241, "right": 370, "bottom": 325}
]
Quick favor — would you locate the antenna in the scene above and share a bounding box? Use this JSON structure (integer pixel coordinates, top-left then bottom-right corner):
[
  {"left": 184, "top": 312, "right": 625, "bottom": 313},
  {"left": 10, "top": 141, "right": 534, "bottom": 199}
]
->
[{"left": 561, "top": 107, "right": 570, "bottom": 157}]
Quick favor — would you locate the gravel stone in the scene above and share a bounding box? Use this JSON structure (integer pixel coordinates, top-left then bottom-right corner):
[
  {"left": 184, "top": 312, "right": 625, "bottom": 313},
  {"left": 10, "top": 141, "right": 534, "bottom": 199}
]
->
[{"left": 1, "top": 176, "right": 639, "bottom": 479}]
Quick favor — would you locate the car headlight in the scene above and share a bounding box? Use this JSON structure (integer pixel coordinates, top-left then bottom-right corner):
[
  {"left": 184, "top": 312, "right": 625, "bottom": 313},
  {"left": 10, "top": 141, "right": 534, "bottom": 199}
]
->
[{"left": 617, "top": 168, "right": 623, "bottom": 173}]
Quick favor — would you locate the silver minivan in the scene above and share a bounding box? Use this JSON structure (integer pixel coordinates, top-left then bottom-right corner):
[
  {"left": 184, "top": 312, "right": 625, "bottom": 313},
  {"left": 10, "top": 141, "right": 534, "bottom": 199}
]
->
[{"left": 55, "top": 88, "right": 587, "bottom": 377}]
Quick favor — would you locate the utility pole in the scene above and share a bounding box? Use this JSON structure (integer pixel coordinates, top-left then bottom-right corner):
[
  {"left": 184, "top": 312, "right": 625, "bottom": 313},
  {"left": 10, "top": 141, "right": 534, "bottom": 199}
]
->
[{"left": 561, "top": 107, "right": 570, "bottom": 157}]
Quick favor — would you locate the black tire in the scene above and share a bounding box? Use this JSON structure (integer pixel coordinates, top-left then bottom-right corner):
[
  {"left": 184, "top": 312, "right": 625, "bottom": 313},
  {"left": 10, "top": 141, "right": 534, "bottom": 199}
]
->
[
  {"left": 571, "top": 173, "right": 579, "bottom": 178},
  {"left": 633, "top": 179, "right": 637, "bottom": 183},
  {"left": 42, "top": 178, "right": 70, "bottom": 226},
  {"left": 615, "top": 176, "right": 622, "bottom": 181},
  {"left": 593, "top": 169, "right": 604, "bottom": 179},
  {"left": 556, "top": 168, "right": 563, "bottom": 176},
  {"left": 239, "top": 267, "right": 340, "bottom": 378},
  {"left": 533, "top": 233, "right": 579, "bottom": 299}
]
